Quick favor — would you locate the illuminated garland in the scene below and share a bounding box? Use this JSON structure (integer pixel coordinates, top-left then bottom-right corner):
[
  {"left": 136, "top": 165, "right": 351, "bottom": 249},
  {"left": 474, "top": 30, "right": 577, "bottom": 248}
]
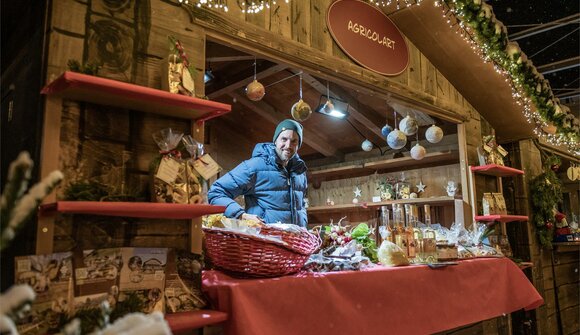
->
[
  {"left": 177, "top": 0, "right": 289, "bottom": 13},
  {"left": 434, "top": 0, "right": 579, "bottom": 155}
]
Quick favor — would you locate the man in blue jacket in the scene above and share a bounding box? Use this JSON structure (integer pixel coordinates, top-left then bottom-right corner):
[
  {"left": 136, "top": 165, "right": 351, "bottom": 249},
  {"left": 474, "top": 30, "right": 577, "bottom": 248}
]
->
[{"left": 208, "top": 119, "right": 308, "bottom": 227}]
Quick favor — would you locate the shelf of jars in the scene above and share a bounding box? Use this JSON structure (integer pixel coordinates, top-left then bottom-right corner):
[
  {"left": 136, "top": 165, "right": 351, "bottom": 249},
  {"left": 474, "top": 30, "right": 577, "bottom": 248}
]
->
[
  {"left": 39, "top": 201, "right": 226, "bottom": 219},
  {"left": 309, "top": 150, "right": 459, "bottom": 182},
  {"left": 306, "top": 196, "right": 455, "bottom": 213},
  {"left": 41, "top": 71, "right": 231, "bottom": 122}
]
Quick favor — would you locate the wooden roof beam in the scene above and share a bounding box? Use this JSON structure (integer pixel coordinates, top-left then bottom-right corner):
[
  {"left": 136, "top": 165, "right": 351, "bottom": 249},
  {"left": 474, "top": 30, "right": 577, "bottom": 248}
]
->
[
  {"left": 229, "top": 91, "right": 345, "bottom": 160},
  {"left": 537, "top": 56, "right": 580, "bottom": 75}
]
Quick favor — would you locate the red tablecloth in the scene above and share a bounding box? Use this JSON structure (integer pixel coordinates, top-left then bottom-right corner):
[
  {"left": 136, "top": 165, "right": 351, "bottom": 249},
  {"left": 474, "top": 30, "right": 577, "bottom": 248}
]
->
[{"left": 202, "top": 258, "right": 543, "bottom": 335}]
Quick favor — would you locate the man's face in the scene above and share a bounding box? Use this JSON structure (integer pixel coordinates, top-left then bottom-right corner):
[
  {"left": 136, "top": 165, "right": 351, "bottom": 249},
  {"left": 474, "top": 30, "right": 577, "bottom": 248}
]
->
[{"left": 274, "top": 129, "right": 300, "bottom": 163}]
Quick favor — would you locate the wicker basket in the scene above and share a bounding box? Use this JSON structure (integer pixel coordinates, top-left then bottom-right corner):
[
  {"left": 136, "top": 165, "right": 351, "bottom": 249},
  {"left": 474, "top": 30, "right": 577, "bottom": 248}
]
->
[{"left": 203, "top": 225, "right": 320, "bottom": 278}]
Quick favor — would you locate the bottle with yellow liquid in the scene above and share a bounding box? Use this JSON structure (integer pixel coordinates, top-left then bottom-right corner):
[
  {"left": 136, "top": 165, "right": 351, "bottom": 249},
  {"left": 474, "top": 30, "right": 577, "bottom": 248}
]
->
[
  {"left": 422, "top": 204, "right": 437, "bottom": 263},
  {"left": 405, "top": 204, "right": 416, "bottom": 261}
]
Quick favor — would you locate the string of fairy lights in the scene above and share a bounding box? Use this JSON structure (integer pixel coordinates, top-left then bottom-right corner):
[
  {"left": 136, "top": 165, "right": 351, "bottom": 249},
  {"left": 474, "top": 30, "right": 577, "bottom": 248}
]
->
[
  {"left": 176, "top": 0, "right": 578, "bottom": 155},
  {"left": 177, "top": 0, "right": 289, "bottom": 13},
  {"left": 178, "top": 0, "right": 424, "bottom": 14},
  {"left": 435, "top": 0, "right": 579, "bottom": 155}
]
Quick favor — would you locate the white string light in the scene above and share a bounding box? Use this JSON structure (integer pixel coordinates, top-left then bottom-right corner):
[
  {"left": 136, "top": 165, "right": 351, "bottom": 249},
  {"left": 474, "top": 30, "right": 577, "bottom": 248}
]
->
[
  {"left": 435, "top": 0, "right": 579, "bottom": 155},
  {"left": 178, "top": 0, "right": 291, "bottom": 14}
]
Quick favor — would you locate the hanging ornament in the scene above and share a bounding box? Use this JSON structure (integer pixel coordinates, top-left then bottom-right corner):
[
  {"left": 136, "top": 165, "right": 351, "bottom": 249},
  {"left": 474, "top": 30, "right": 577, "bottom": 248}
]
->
[
  {"left": 381, "top": 124, "right": 393, "bottom": 138},
  {"left": 246, "top": 80, "right": 265, "bottom": 101},
  {"left": 245, "top": 59, "right": 265, "bottom": 101},
  {"left": 425, "top": 124, "right": 444, "bottom": 144},
  {"left": 387, "top": 129, "right": 407, "bottom": 150},
  {"left": 399, "top": 115, "right": 418, "bottom": 136},
  {"left": 361, "top": 139, "right": 373, "bottom": 152},
  {"left": 291, "top": 73, "right": 312, "bottom": 121},
  {"left": 410, "top": 143, "right": 426, "bottom": 160}
]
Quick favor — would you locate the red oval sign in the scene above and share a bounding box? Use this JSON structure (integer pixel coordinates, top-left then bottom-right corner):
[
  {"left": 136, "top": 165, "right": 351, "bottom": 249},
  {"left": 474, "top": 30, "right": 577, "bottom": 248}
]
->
[{"left": 327, "top": 0, "right": 409, "bottom": 76}]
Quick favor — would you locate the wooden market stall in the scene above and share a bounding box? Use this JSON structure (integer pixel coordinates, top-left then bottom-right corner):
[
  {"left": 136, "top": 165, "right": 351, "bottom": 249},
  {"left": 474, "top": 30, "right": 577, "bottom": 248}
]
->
[{"left": 2, "top": 0, "right": 579, "bottom": 334}]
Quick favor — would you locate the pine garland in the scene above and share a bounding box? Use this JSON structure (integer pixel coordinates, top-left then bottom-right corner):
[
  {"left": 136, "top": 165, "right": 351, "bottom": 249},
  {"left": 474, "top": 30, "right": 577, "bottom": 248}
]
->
[{"left": 529, "top": 168, "right": 562, "bottom": 248}]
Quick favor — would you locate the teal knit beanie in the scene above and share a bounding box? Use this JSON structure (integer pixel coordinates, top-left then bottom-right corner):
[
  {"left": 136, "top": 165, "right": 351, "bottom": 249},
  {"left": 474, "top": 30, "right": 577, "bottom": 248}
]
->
[{"left": 273, "top": 119, "right": 303, "bottom": 148}]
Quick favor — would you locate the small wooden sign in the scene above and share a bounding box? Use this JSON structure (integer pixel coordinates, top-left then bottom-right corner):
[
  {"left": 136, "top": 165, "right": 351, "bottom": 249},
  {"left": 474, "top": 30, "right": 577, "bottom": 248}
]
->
[{"left": 327, "top": 0, "right": 409, "bottom": 76}]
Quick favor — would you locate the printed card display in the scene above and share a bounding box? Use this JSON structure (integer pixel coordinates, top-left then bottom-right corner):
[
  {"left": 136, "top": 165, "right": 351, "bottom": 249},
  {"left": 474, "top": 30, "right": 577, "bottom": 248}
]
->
[
  {"left": 14, "top": 252, "right": 73, "bottom": 334},
  {"left": 164, "top": 249, "right": 206, "bottom": 313},
  {"left": 75, "top": 248, "right": 122, "bottom": 297},
  {"left": 119, "top": 248, "right": 168, "bottom": 313}
]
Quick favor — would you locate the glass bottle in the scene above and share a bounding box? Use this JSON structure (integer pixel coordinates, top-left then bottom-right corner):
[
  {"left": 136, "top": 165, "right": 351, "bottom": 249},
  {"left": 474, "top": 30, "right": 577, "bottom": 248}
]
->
[
  {"left": 405, "top": 204, "right": 416, "bottom": 260},
  {"left": 379, "top": 206, "right": 393, "bottom": 243},
  {"left": 422, "top": 204, "right": 437, "bottom": 263},
  {"left": 411, "top": 205, "right": 424, "bottom": 263},
  {"left": 394, "top": 204, "right": 407, "bottom": 253}
]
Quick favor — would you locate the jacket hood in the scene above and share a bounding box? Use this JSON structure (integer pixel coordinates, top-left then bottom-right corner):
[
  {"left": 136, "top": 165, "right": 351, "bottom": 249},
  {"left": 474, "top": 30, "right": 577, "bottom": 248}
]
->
[{"left": 252, "top": 143, "right": 307, "bottom": 174}]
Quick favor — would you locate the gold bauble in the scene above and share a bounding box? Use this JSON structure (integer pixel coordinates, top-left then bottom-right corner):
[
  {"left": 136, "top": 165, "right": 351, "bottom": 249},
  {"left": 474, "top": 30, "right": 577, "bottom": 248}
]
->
[
  {"left": 290, "top": 99, "right": 312, "bottom": 122},
  {"left": 245, "top": 80, "right": 266, "bottom": 101}
]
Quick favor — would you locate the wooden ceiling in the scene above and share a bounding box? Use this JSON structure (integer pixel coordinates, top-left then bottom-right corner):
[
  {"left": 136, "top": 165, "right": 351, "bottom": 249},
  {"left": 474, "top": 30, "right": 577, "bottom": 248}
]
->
[{"left": 204, "top": 41, "right": 458, "bottom": 163}]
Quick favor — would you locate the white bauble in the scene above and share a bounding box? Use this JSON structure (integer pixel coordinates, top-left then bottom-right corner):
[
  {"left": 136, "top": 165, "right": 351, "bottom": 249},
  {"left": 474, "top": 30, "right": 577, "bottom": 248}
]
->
[
  {"left": 425, "top": 125, "right": 444, "bottom": 143},
  {"left": 352, "top": 198, "right": 359, "bottom": 204},
  {"left": 410, "top": 143, "right": 426, "bottom": 160},
  {"left": 399, "top": 115, "right": 418, "bottom": 136},
  {"left": 386, "top": 129, "right": 407, "bottom": 149},
  {"left": 361, "top": 139, "right": 373, "bottom": 152},
  {"left": 245, "top": 80, "right": 265, "bottom": 101}
]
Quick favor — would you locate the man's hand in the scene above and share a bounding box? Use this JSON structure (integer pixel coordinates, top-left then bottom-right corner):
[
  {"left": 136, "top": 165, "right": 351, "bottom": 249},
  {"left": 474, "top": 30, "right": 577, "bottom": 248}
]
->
[{"left": 240, "top": 213, "right": 265, "bottom": 224}]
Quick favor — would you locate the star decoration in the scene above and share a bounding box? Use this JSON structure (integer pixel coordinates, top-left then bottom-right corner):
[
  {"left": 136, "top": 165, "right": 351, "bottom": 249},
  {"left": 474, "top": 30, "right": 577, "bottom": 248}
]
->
[
  {"left": 416, "top": 181, "right": 426, "bottom": 193},
  {"left": 353, "top": 186, "right": 362, "bottom": 198}
]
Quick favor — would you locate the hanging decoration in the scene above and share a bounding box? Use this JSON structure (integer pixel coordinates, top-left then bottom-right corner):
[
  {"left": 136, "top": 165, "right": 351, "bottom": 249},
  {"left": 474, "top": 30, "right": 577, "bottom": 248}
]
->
[
  {"left": 529, "top": 167, "right": 562, "bottom": 248},
  {"left": 435, "top": 0, "right": 579, "bottom": 156},
  {"left": 425, "top": 124, "right": 444, "bottom": 144},
  {"left": 399, "top": 115, "right": 418, "bottom": 136},
  {"left": 177, "top": 0, "right": 291, "bottom": 14},
  {"left": 290, "top": 73, "right": 312, "bottom": 122},
  {"left": 381, "top": 124, "right": 393, "bottom": 139},
  {"left": 361, "top": 139, "right": 374, "bottom": 152},
  {"left": 387, "top": 112, "right": 407, "bottom": 150},
  {"left": 410, "top": 143, "right": 426, "bottom": 160},
  {"left": 245, "top": 58, "right": 265, "bottom": 101}
]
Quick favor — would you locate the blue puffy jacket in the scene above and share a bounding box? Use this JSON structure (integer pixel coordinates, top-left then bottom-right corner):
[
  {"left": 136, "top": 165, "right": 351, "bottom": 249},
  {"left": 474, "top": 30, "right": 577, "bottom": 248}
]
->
[{"left": 208, "top": 143, "right": 308, "bottom": 227}]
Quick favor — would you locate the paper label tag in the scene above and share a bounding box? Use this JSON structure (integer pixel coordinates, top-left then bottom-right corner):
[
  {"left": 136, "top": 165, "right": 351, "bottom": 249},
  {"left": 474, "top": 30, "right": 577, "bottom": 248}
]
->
[
  {"left": 193, "top": 154, "right": 222, "bottom": 180},
  {"left": 482, "top": 144, "right": 492, "bottom": 153},
  {"left": 76, "top": 267, "right": 88, "bottom": 280},
  {"left": 154, "top": 270, "right": 165, "bottom": 281},
  {"left": 496, "top": 145, "right": 508, "bottom": 157},
  {"left": 156, "top": 158, "right": 181, "bottom": 184},
  {"left": 17, "top": 259, "right": 31, "bottom": 272},
  {"left": 372, "top": 196, "right": 382, "bottom": 203},
  {"left": 182, "top": 69, "right": 195, "bottom": 94}
]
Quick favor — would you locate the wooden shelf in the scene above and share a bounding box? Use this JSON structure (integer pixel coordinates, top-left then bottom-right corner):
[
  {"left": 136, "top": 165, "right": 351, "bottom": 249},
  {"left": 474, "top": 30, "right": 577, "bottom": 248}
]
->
[
  {"left": 309, "top": 164, "right": 366, "bottom": 181},
  {"left": 364, "top": 150, "right": 459, "bottom": 171},
  {"left": 474, "top": 215, "right": 528, "bottom": 223},
  {"left": 307, "top": 196, "right": 455, "bottom": 213},
  {"left": 552, "top": 241, "right": 580, "bottom": 253},
  {"left": 41, "top": 71, "right": 231, "bottom": 122},
  {"left": 470, "top": 164, "right": 524, "bottom": 177},
  {"left": 309, "top": 151, "right": 459, "bottom": 182},
  {"left": 40, "top": 201, "right": 225, "bottom": 219}
]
